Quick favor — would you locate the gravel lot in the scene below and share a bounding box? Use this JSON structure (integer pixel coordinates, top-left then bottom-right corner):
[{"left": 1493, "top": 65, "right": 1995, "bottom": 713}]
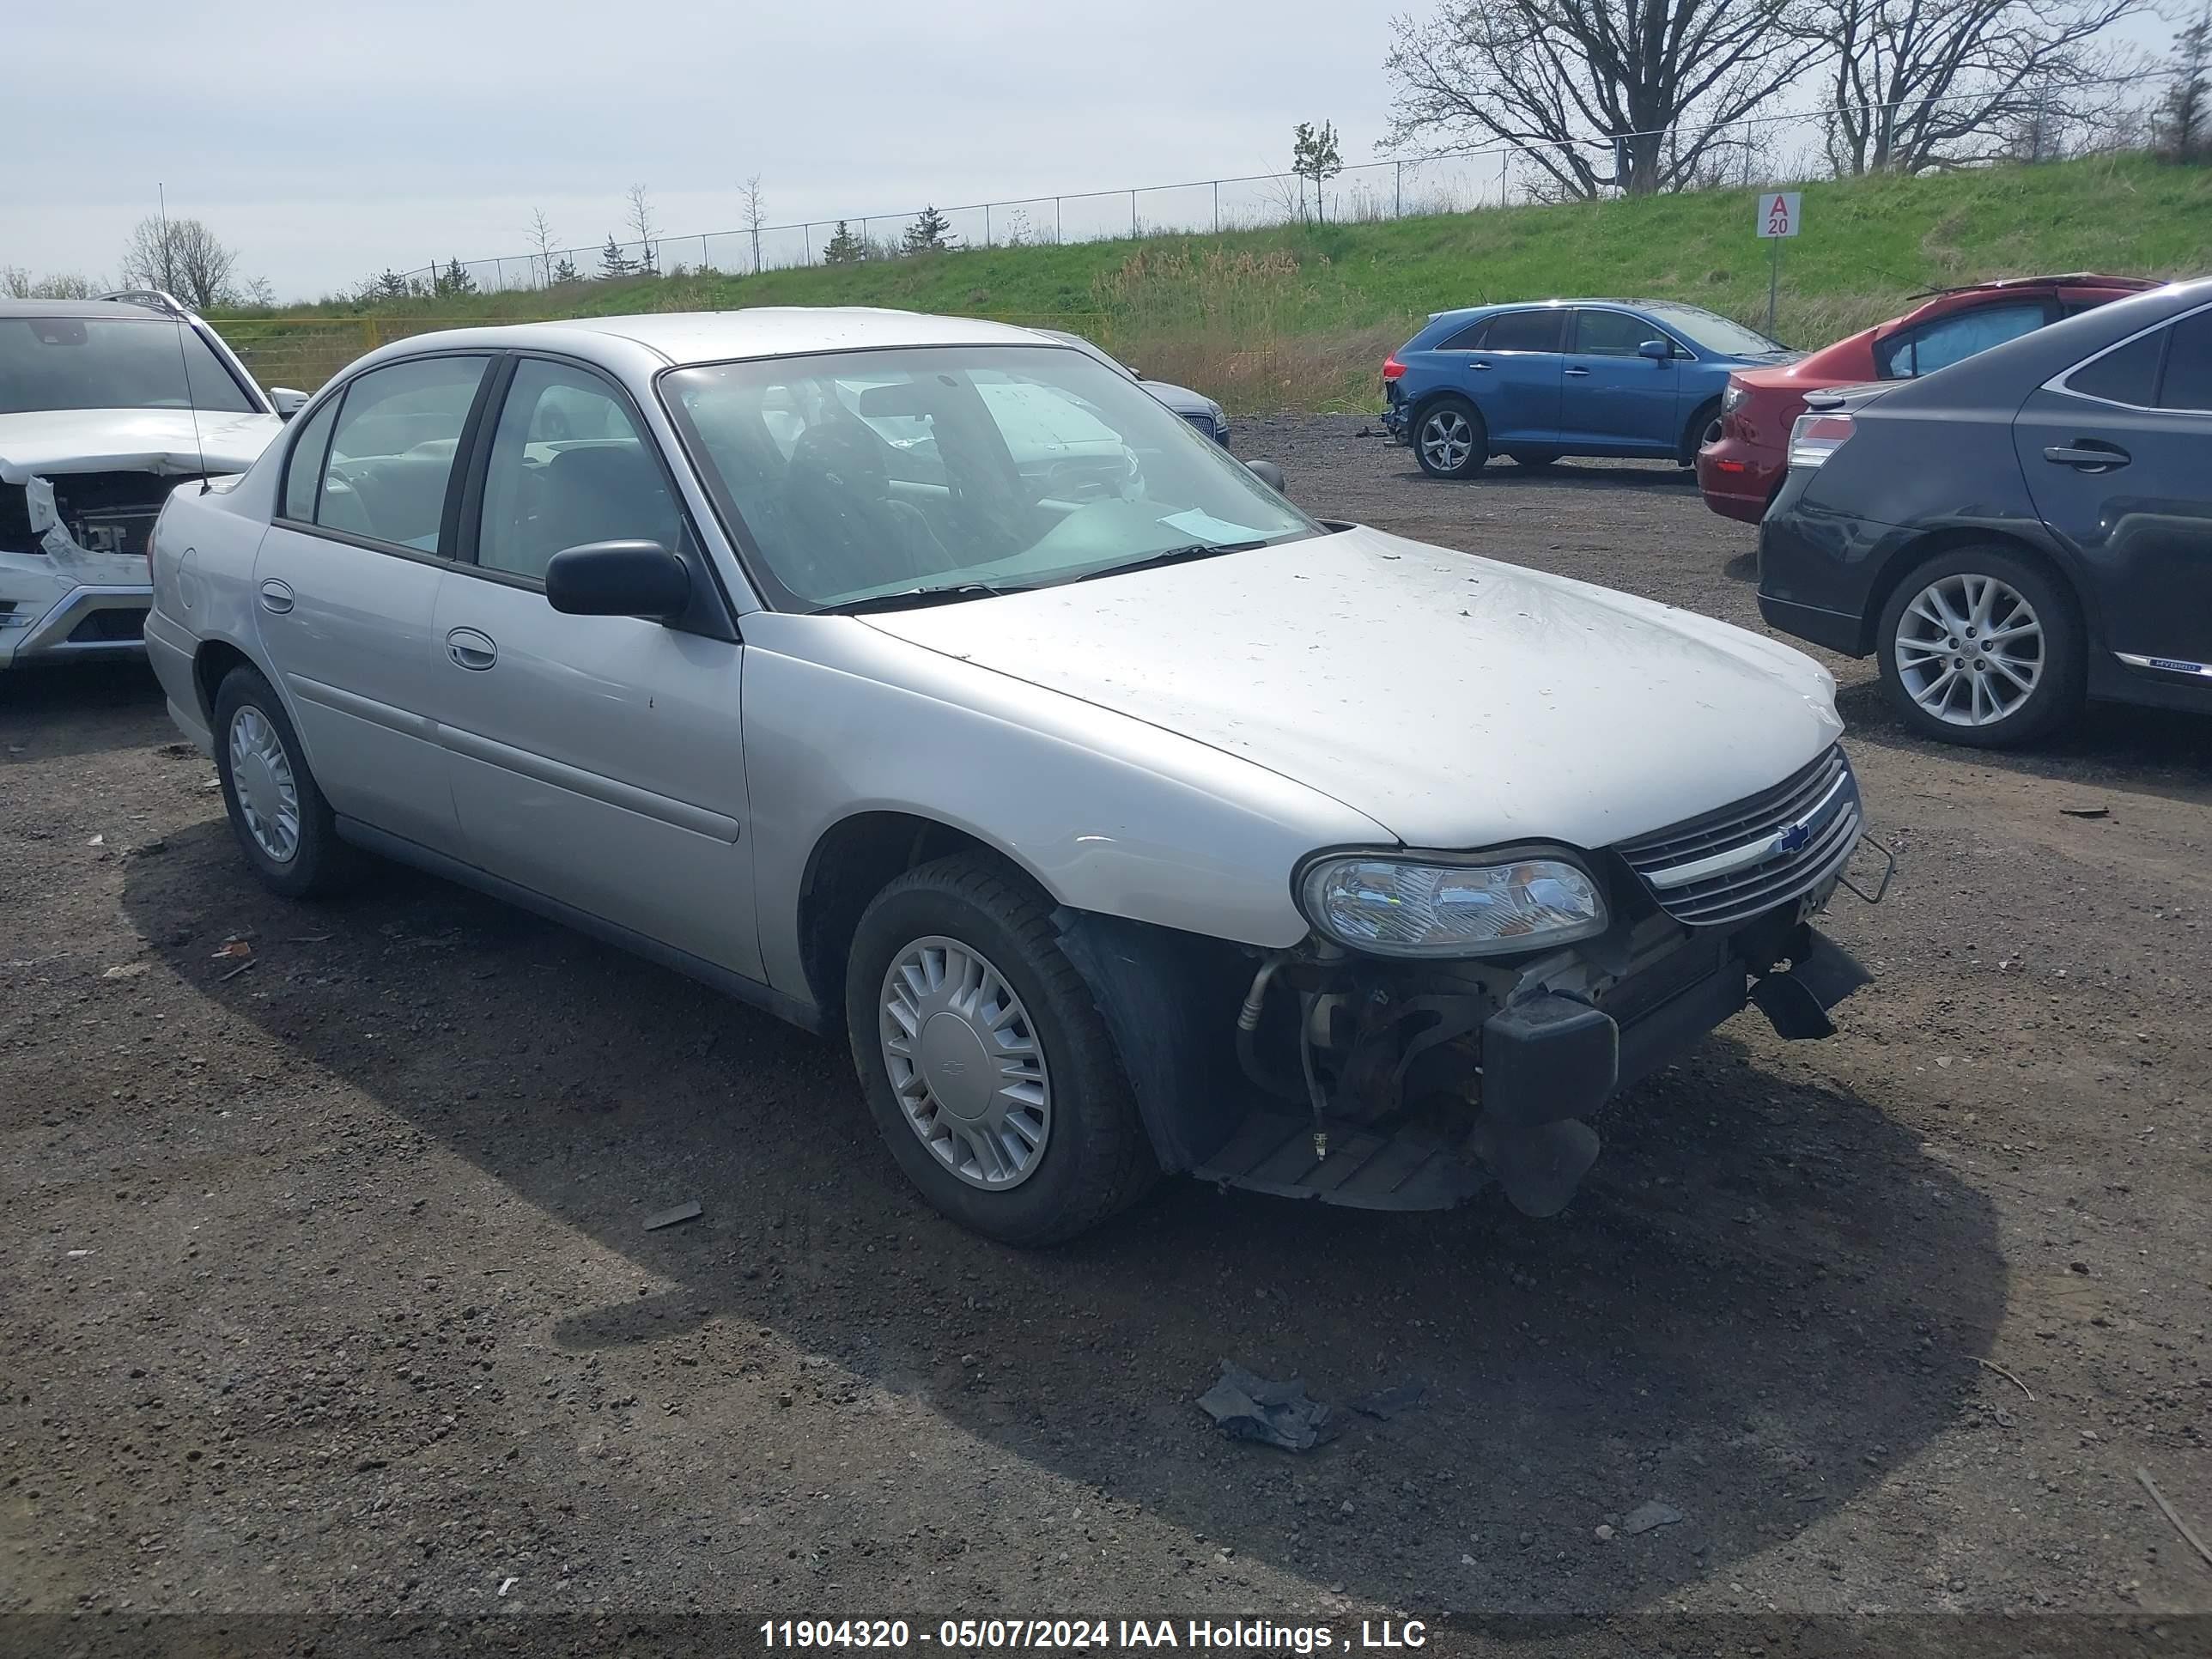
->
[{"left": 3, "top": 415, "right": 2208, "bottom": 1655}]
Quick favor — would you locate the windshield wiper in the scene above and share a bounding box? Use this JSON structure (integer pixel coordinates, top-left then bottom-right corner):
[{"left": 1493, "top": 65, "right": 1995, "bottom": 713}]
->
[
  {"left": 819, "top": 582, "right": 1033, "bottom": 616},
  {"left": 1069, "top": 539, "right": 1273, "bottom": 583}
]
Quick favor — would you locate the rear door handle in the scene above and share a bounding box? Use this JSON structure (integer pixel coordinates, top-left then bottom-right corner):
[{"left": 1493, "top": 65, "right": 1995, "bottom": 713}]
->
[
  {"left": 1468, "top": 360, "right": 1492, "bottom": 371},
  {"left": 1564, "top": 366, "right": 1592, "bottom": 377},
  {"left": 446, "top": 627, "right": 497, "bottom": 671},
  {"left": 258, "top": 579, "right": 294, "bottom": 615},
  {"left": 2044, "top": 442, "right": 2129, "bottom": 471}
]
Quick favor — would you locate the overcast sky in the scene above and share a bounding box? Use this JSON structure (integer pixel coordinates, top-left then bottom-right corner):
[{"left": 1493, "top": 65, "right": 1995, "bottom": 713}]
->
[{"left": 4, "top": 1, "right": 2178, "bottom": 302}]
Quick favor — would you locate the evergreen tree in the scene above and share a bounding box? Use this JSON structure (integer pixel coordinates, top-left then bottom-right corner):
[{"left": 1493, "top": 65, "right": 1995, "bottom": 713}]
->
[
  {"left": 374, "top": 268, "right": 410, "bottom": 300},
  {"left": 2160, "top": 7, "right": 2211, "bottom": 161},
  {"left": 822, "top": 220, "right": 866, "bottom": 264},
  {"left": 1291, "top": 120, "right": 1344, "bottom": 223},
  {"left": 434, "top": 257, "right": 477, "bottom": 298},
  {"left": 900, "top": 205, "right": 957, "bottom": 254},
  {"left": 551, "top": 255, "right": 582, "bottom": 285},
  {"left": 599, "top": 235, "right": 638, "bottom": 280}
]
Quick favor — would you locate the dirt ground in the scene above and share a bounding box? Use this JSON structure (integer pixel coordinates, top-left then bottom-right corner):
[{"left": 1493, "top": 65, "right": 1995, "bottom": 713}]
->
[{"left": 3, "top": 416, "right": 2208, "bottom": 1656}]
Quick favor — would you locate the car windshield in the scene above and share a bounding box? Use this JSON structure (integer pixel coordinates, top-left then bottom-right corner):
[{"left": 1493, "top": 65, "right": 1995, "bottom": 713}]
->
[
  {"left": 1643, "top": 304, "right": 1788, "bottom": 357},
  {"left": 0, "top": 315, "right": 258, "bottom": 416},
  {"left": 660, "top": 344, "right": 1314, "bottom": 611}
]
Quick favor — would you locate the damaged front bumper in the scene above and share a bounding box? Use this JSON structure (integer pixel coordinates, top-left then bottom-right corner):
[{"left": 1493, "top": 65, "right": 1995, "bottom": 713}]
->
[
  {"left": 1061, "top": 839, "right": 1892, "bottom": 1222},
  {"left": 0, "top": 476, "right": 158, "bottom": 669}
]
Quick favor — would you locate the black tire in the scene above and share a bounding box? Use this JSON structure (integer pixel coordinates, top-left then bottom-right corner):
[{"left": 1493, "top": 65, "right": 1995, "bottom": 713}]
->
[
  {"left": 1412, "top": 396, "right": 1487, "bottom": 480},
  {"left": 1874, "top": 545, "right": 2085, "bottom": 749},
  {"left": 1507, "top": 450, "right": 1557, "bottom": 470},
  {"left": 845, "top": 854, "right": 1156, "bottom": 1246},
  {"left": 211, "top": 664, "right": 366, "bottom": 899},
  {"left": 1680, "top": 398, "right": 1722, "bottom": 465}
]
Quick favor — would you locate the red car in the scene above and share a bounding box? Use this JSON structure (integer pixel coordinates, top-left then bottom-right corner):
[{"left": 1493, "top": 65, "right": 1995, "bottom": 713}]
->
[{"left": 1696, "top": 273, "right": 2162, "bottom": 524}]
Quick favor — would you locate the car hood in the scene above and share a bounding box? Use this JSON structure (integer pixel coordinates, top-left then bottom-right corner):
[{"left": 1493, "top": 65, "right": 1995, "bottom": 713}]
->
[
  {"left": 1140, "top": 380, "right": 1215, "bottom": 416},
  {"left": 0, "top": 408, "right": 283, "bottom": 484},
  {"left": 860, "top": 525, "right": 1844, "bottom": 849}
]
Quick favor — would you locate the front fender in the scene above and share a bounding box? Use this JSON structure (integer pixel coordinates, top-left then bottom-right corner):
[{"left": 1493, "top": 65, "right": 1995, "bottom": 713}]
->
[{"left": 738, "top": 613, "right": 1391, "bottom": 1004}]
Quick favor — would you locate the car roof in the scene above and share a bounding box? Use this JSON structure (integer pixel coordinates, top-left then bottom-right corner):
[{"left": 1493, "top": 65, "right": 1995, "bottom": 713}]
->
[
  {"left": 352, "top": 307, "right": 1065, "bottom": 375},
  {"left": 0, "top": 296, "right": 183, "bottom": 320}
]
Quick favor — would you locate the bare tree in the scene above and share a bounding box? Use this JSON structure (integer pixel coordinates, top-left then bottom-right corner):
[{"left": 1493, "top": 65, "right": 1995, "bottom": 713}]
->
[
  {"left": 526, "top": 207, "right": 560, "bottom": 287},
  {"left": 1384, "top": 0, "right": 1818, "bottom": 198},
  {"left": 624, "top": 184, "right": 659, "bottom": 275},
  {"left": 1808, "top": 0, "right": 2146, "bottom": 174},
  {"left": 3, "top": 267, "right": 107, "bottom": 299},
  {"left": 740, "top": 174, "right": 769, "bottom": 273},
  {"left": 118, "top": 215, "right": 241, "bottom": 309}
]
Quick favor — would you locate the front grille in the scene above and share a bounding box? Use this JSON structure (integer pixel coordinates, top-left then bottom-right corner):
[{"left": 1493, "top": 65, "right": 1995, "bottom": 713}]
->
[
  {"left": 1180, "top": 410, "right": 1220, "bottom": 440},
  {"left": 1615, "top": 745, "right": 1861, "bottom": 928}
]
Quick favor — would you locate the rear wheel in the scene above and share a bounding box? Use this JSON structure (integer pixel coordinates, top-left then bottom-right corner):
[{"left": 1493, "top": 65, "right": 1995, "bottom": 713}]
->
[
  {"left": 213, "top": 664, "right": 366, "bottom": 898},
  {"left": 845, "top": 854, "right": 1156, "bottom": 1245},
  {"left": 1414, "top": 398, "right": 1486, "bottom": 480},
  {"left": 1875, "top": 546, "right": 2084, "bottom": 747}
]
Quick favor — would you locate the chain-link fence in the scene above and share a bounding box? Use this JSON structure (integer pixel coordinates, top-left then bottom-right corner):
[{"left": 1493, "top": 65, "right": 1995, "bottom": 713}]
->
[{"left": 368, "top": 74, "right": 2167, "bottom": 300}]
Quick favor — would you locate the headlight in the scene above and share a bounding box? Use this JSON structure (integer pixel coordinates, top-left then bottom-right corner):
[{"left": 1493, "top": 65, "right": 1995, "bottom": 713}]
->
[
  {"left": 1297, "top": 853, "right": 1608, "bottom": 958},
  {"left": 1209, "top": 401, "right": 1228, "bottom": 434}
]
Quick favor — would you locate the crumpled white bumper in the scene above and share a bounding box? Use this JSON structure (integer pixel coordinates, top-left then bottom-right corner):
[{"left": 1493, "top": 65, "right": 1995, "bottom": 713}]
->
[{"left": 0, "top": 545, "right": 152, "bottom": 668}]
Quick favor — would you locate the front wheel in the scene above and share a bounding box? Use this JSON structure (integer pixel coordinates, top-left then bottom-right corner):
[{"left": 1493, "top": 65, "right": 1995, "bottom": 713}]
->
[
  {"left": 845, "top": 854, "right": 1156, "bottom": 1245},
  {"left": 1413, "top": 398, "right": 1486, "bottom": 479},
  {"left": 1875, "top": 548, "right": 2084, "bottom": 747}
]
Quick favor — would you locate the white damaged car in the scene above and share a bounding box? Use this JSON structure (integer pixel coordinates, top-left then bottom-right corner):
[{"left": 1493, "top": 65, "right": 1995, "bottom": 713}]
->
[
  {"left": 143, "top": 308, "right": 1891, "bottom": 1243},
  {"left": 1, "top": 294, "right": 302, "bottom": 671}
]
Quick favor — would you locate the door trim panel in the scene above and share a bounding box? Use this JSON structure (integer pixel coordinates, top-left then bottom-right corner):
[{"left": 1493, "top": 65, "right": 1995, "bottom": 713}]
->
[
  {"left": 286, "top": 674, "right": 441, "bottom": 742},
  {"left": 435, "top": 722, "right": 742, "bottom": 842}
]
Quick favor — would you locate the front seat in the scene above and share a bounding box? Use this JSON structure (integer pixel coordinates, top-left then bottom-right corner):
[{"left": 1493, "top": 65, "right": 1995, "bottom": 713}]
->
[{"left": 781, "top": 417, "right": 954, "bottom": 600}]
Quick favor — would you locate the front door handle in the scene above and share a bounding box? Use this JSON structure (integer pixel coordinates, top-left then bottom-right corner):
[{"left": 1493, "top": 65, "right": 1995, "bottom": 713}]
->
[
  {"left": 2044, "top": 442, "right": 2129, "bottom": 471},
  {"left": 446, "top": 627, "right": 497, "bottom": 671},
  {"left": 258, "top": 579, "right": 294, "bottom": 615},
  {"left": 1564, "top": 366, "right": 1592, "bottom": 377}
]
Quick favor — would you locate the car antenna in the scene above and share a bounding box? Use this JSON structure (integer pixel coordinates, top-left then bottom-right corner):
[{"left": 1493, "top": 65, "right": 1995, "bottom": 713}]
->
[{"left": 156, "top": 183, "right": 211, "bottom": 495}]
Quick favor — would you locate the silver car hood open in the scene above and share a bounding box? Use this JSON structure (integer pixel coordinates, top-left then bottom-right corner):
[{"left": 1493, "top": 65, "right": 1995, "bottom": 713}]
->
[
  {"left": 860, "top": 524, "right": 1844, "bottom": 850},
  {"left": 0, "top": 408, "right": 283, "bottom": 484}
]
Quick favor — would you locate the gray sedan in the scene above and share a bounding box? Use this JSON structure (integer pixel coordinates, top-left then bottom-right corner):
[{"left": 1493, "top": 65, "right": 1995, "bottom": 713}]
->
[{"left": 144, "top": 308, "right": 1881, "bottom": 1243}]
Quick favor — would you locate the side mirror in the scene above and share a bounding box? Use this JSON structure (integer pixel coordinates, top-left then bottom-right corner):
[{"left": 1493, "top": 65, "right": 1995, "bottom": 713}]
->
[
  {"left": 545, "top": 540, "right": 690, "bottom": 620},
  {"left": 268, "top": 386, "right": 309, "bottom": 419},
  {"left": 1246, "top": 459, "right": 1285, "bottom": 492},
  {"left": 1638, "top": 339, "right": 1672, "bottom": 362}
]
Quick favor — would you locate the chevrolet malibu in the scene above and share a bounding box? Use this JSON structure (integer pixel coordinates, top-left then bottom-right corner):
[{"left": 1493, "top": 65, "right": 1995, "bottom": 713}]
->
[{"left": 145, "top": 308, "right": 1885, "bottom": 1244}]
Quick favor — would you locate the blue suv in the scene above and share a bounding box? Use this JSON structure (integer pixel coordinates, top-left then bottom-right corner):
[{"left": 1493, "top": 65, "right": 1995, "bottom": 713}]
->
[{"left": 1381, "top": 300, "right": 1799, "bottom": 479}]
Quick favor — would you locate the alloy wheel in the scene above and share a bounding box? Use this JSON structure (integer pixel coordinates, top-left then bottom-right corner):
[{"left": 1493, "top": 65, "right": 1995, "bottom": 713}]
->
[
  {"left": 879, "top": 935, "right": 1052, "bottom": 1190},
  {"left": 1893, "top": 572, "right": 2045, "bottom": 728},
  {"left": 228, "top": 704, "right": 301, "bottom": 862},
  {"left": 1420, "top": 409, "right": 1475, "bottom": 473}
]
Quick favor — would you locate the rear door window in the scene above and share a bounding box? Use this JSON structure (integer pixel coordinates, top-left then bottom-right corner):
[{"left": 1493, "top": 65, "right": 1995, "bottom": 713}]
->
[
  {"left": 2067, "top": 329, "right": 2166, "bottom": 407},
  {"left": 2155, "top": 310, "right": 2212, "bottom": 412},
  {"left": 317, "top": 356, "right": 489, "bottom": 552},
  {"left": 1876, "top": 303, "right": 2047, "bottom": 379},
  {"left": 1477, "top": 310, "right": 1565, "bottom": 353}
]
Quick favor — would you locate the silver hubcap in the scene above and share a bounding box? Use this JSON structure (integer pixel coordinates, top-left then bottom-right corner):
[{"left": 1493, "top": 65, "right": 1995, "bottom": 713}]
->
[
  {"left": 879, "top": 936, "right": 1051, "bottom": 1190},
  {"left": 1420, "top": 410, "right": 1475, "bottom": 472},
  {"left": 228, "top": 704, "right": 301, "bottom": 862},
  {"left": 1894, "top": 572, "right": 2045, "bottom": 727}
]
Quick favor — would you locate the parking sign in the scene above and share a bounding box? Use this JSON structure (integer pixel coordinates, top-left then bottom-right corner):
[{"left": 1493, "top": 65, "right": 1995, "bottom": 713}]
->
[{"left": 1758, "top": 192, "right": 1802, "bottom": 239}]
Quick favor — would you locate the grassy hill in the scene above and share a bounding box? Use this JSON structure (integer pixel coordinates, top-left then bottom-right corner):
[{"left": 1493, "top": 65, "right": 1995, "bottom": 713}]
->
[{"left": 219, "top": 153, "right": 2212, "bottom": 410}]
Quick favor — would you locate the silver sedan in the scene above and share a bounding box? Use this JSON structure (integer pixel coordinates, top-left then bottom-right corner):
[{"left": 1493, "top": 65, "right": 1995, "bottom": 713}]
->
[{"left": 144, "top": 308, "right": 1883, "bottom": 1243}]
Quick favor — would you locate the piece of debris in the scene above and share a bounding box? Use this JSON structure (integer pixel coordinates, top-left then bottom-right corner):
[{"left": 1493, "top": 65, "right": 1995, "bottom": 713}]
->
[
  {"left": 86, "top": 834, "right": 104, "bottom": 848},
  {"left": 1195, "top": 1360, "right": 1340, "bottom": 1452},
  {"left": 497, "top": 1576, "right": 518, "bottom": 1598},
  {"left": 135, "top": 838, "right": 168, "bottom": 857},
  {"left": 2059, "top": 805, "right": 2110, "bottom": 819},
  {"left": 218, "top": 958, "right": 258, "bottom": 984},
  {"left": 2137, "top": 1467, "right": 2212, "bottom": 1571},
  {"left": 287, "top": 933, "right": 332, "bottom": 945},
  {"left": 66, "top": 1249, "right": 93, "bottom": 1259},
  {"left": 1623, "top": 1500, "right": 1684, "bottom": 1535},
  {"left": 210, "top": 941, "right": 252, "bottom": 961},
  {"left": 1347, "top": 1381, "right": 1427, "bottom": 1420},
  {"left": 1974, "top": 1356, "right": 2035, "bottom": 1401},
  {"left": 643, "top": 1200, "right": 702, "bottom": 1232},
  {"left": 101, "top": 963, "right": 148, "bottom": 981},
  {"left": 1595, "top": 1523, "right": 1615, "bottom": 1541}
]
